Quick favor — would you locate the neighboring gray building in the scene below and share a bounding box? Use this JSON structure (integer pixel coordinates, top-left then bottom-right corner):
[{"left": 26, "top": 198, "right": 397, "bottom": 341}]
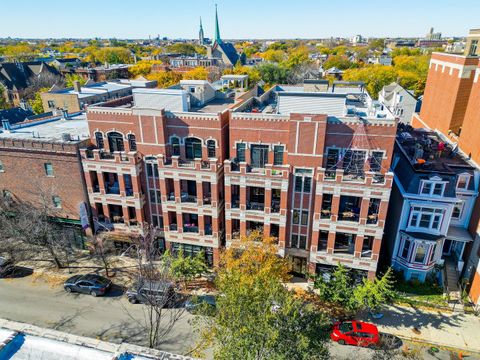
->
[{"left": 379, "top": 82, "right": 418, "bottom": 123}]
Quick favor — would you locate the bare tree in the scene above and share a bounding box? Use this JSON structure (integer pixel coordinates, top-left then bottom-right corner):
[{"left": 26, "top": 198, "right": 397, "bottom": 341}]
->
[
  {"left": 21, "top": 72, "right": 65, "bottom": 100},
  {"left": 0, "top": 186, "right": 70, "bottom": 268},
  {"left": 90, "top": 234, "right": 114, "bottom": 277},
  {"left": 124, "top": 224, "right": 186, "bottom": 349}
]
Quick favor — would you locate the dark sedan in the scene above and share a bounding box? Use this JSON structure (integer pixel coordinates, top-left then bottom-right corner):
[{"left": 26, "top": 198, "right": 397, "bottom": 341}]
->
[{"left": 64, "top": 274, "right": 112, "bottom": 297}]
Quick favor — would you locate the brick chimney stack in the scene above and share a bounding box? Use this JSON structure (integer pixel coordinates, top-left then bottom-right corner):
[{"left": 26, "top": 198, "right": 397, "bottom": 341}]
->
[{"left": 73, "top": 81, "right": 82, "bottom": 93}]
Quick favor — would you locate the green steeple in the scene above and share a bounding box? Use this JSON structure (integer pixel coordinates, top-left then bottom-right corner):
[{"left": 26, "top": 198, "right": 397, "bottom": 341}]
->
[{"left": 214, "top": 4, "right": 222, "bottom": 44}]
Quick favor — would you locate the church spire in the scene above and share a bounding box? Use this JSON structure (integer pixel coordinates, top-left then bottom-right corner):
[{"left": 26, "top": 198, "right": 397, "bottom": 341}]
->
[
  {"left": 214, "top": 4, "right": 222, "bottom": 44},
  {"left": 199, "top": 17, "right": 205, "bottom": 45}
]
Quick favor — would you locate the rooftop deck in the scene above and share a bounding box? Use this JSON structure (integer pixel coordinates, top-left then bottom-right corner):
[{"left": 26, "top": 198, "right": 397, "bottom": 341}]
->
[{"left": 396, "top": 124, "right": 473, "bottom": 173}]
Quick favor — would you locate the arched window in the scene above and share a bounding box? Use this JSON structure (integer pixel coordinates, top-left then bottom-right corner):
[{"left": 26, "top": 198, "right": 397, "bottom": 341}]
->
[
  {"left": 185, "top": 137, "right": 202, "bottom": 160},
  {"left": 171, "top": 137, "right": 180, "bottom": 156},
  {"left": 107, "top": 132, "right": 124, "bottom": 152},
  {"left": 127, "top": 134, "right": 137, "bottom": 151},
  {"left": 207, "top": 140, "right": 216, "bottom": 158},
  {"left": 95, "top": 132, "right": 104, "bottom": 149}
]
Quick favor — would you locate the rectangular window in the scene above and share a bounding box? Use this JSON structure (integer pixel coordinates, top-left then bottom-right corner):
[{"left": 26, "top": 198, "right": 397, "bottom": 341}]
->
[
  {"left": 457, "top": 175, "right": 470, "bottom": 190},
  {"left": 236, "top": 143, "right": 246, "bottom": 162},
  {"left": 301, "top": 210, "right": 308, "bottom": 225},
  {"left": 369, "top": 151, "right": 383, "bottom": 172},
  {"left": 251, "top": 144, "right": 269, "bottom": 168},
  {"left": 273, "top": 145, "right": 284, "bottom": 165},
  {"left": 44, "top": 163, "right": 54, "bottom": 176},
  {"left": 421, "top": 182, "right": 432, "bottom": 195},
  {"left": 409, "top": 206, "right": 443, "bottom": 231},
  {"left": 292, "top": 210, "right": 300, "bottom": 224},
  {"left": 414, "top": 245, "right": 426, "bottom": 264},
  {"left": 303, "top": 177, "right": 312, "bottom": 193},
  {"left": 318, "top": 231, "right": 328, "bottom": 251},
  {"left": 294, "top": 176, "right": 303, "bottom": 192},
  {"left": 0, "top": 160, "right": 4, "bottom": 172},
  {"left": 401, "top": 238, "right": 411, "bottom": 259},
  {"left": 433, "top": 183, "right": 444, "bottom": 196},
  {"left": 326, "top": 148, "right": 340, "bottom": 170},
  {"left": 47, "top": 100, "right": 56, "bottom": 108},
  {"left": 149, "top": 190, "right": 161, "bottom": 204},
  {"left": 52, "top": 196, "right": 62, "bottom": 208},
  {"left": 452, "top": 204, "right": 463, "bottom": 219},
  {"left": 421, "top": 181, "right": 445, "bottom": 196}
]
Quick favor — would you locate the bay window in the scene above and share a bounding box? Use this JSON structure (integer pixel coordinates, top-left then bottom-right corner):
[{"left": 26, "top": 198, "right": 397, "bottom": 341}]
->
[{"left": 408, "top": 206, "right": 444, "bottom": 231}]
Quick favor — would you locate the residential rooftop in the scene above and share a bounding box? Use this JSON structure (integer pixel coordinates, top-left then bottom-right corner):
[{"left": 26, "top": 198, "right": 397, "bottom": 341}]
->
[
  {"left": 234, "top": 81, "right": 395, "bottom": 121},
  {"left": 48, "top": 80, "right": 132, "bottom": 99},
  {"left": 0, "top": 112, "right": 89, "bottom": 143},
  {"left": 396, "top": 123, "right": 474, "bottom": 174}
]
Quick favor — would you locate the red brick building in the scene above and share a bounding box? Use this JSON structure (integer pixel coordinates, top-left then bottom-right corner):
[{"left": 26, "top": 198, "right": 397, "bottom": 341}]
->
[
  {"left": 0, "top": 114, "right": 91, "bottom": 222},
  {"left": 225, "top": 85, "right": 396, "bottom": 278}
]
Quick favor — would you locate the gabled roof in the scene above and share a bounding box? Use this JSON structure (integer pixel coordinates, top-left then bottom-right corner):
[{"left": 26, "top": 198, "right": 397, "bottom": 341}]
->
[
  {"left": 0, "top": 107, "right": 33, "bottom": 126},
  {"left": 216, "top": 41, "right": 239, "bottom": 65},
  {"left": 0, "top": 61, "right": 59, "bottom": 91}
]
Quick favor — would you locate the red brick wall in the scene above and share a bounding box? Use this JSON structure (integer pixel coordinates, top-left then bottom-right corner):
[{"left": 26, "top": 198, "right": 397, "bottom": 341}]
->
[
  {"left": 0, "top": 141, "right": 87, "bottom": 220},
  {"left": 459, "top": 68, "right": 480, "bottom": 164},
  {"left": 419, "top": 53, "right": 478, "bottom": 134}
]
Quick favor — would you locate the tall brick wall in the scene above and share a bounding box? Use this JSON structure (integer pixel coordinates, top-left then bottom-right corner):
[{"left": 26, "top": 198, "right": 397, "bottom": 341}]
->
[
  {"left": 459, "top": 67, "right": 480, "bottom": 163},
  {"left": 419, "top": 53, "right": 479, "bottom": 135},
  {"left": 0, "top": 139, "right": 88, "bottom": 220}
]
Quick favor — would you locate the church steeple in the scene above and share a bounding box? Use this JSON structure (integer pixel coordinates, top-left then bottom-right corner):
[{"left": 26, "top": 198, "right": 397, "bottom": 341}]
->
[
  {"left": 199, "top": 17, "right": 205, "bottom": 45},
  {"left": 214, "top": 4, "right": 222, "bottom": 44}
]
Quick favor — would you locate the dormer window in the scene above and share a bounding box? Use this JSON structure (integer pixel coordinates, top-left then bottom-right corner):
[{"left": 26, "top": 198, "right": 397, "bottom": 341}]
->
[
  {"left": 457, "top": 174, "right": 471, "bottom": 191},
  {"left": 420, "top": 179, "right": 445, "bottom": 197}
]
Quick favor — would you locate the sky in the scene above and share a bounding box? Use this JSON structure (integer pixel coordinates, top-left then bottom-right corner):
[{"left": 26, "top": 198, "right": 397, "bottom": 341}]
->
[{"left": 1, "top": 0, "right": 479, "bottom": 39}]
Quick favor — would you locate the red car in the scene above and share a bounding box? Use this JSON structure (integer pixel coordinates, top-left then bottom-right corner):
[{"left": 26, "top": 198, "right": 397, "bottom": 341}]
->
[{"left": 330, "top": 320, "right": 380, "bottom": 348}]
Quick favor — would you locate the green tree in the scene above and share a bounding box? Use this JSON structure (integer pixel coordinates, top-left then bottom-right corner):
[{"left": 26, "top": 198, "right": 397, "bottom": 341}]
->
[
  {"left": 322, "top": 55, "right": 354, "bottom": 70},
  {"left": 354, "top": 268, "right": 396, "bottom": 312},
  {"left": 343, "top": 65, "right": 398, "bottom": 98},
  {"left": 313, "top": 264, "right": 358, "bottom": 312},
  {"left": 166, "top": 43, "right": 198, "bottom": 55},
  {"left": 28, "top": 87, "right": 49, "bottom": 114},
  {"left": 167, "top": 249, "right": 206, "bottom": 289},
  {"left": 194, "top": 233, "right": 330, "bottom": 359},
  {"left": 257, "top": 63, "right": 290, "bottom": 85},
  {"left": 65, "top": 74, "right": 86, "bottom": 88}
]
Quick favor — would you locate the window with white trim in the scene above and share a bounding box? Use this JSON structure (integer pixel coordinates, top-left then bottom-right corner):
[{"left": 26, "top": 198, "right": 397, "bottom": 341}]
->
[
  {"left": 408, "top": 206, "right": 444, "bottom": 231},
  {"left": 401, "top": 238, "right": 411, "bottom": 259},
  {"left": 452, "top": 203, "right": 464, "bottom": 220},
  {"left": 414, "top": 244, "right": 427, "bottom": 264},
  {"left": 420, "top": 180, "right": 445, "bottom": 197},
  {"left": 457, "top": 174, "right": 471, "bottom": 191}
]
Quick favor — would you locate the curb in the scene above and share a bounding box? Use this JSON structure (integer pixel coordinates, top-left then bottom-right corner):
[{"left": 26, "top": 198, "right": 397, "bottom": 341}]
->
[{"left": 392, "top": 333, "right": 480, "bottom": 355}]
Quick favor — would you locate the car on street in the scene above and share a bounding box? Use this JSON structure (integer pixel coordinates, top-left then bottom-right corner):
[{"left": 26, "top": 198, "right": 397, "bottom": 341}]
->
[
  {"left": 0, "top": 257, "right": 14, "bottom": 278},
  {"left": 126, "top": 279, "right": 176, "bottom": 306},
  {"left": 185, "top": 294, "right": 216, "bottom": 314},
  {"left": 330, "top": 320, "right": 380, "bottom": 348},
  {"left": 64, "top": 274, "right": 112, "bottom": 297}
]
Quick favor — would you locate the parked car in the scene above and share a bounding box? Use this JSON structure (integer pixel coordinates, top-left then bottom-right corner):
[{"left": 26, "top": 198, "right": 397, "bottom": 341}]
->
[
  {"left": 185, "top": 295, "right": 216, "bottom": 314},
  {"left": 330, "top": 320, "right": 380, "bottom": 348},
  {"left": 64, "top": 274, "right": 112, "bottom": 297},
  {"left": 0, "top": 257, "right": 14, "bottom": 278},
  {"left": 126, "top": 280, "right": 176, "bottom": 306}
]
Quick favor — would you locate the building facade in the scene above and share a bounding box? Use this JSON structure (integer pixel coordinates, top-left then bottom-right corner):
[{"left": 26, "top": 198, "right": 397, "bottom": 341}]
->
[
  {"left": 383, "top": 126, "right": 478, "bottom": 282},
  {"left": 379, "top": 82, "right": 418, "bottom": 124}
]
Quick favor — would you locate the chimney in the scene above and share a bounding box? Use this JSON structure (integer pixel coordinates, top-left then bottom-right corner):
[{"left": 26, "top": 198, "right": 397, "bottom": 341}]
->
[
  {"left": 1, "top": 119, "right": 11, "bottom": 131},
  {"left": 73, "top": 81, "right": 82, "bottom": 93}
]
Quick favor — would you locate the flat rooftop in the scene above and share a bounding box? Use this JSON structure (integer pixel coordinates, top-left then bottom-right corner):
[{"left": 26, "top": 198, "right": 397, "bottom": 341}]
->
[
  {"left": 396, "top": 124, "right": 473, "bottom": 173},
  {"left": 49, "top": 81, "right": 132, "bottom": 99},
  {"left": 190, "top": 97, "right": 236, "bottom": 113},
  {"left": 0, "top": 113, "right": 89, "bottom": 143},
  {"left": 236, "top": 82, "right": 395, "bottom": 120}
]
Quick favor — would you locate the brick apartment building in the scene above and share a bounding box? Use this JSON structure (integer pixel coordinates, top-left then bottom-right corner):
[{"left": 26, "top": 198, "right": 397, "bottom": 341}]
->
[
  {"left": 224, "top": 84, "right": 396, "bottom": 278},
  {"left": 0, "top": 113, "right": 91, "bottom": 243},
  {"left": 79, "top": 80, "right": 397, "bottom": 277},
  {"left": 411, "top": 35, "right": 480, "bottom": 308}
]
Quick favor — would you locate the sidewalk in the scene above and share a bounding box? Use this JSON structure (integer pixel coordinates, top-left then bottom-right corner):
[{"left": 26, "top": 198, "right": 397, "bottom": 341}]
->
[{"left": 362, "top": 304, "right": 480, "bottom": 354}]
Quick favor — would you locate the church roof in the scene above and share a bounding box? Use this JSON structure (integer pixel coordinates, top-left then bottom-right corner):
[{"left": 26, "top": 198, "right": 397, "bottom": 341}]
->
[{"left": 216, "top": 42, "right": 239, "bottom": 65}]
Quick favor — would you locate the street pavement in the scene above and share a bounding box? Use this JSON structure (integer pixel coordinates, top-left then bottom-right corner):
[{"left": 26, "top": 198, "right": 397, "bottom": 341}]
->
[{"left": 1, "top": 275, "right": 479, "bottom": 359}]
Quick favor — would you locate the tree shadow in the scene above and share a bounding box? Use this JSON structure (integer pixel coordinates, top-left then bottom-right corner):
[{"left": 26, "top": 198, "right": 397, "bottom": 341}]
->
[
  {"left": 363, "top": 303, "right": 467, "bottom": 333},
  {"left": 3, "top": 266, "right": 33, "bottom": 279}
]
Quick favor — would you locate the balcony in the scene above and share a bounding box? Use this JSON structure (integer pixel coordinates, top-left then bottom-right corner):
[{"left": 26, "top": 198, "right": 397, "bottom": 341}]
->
[
  {"left": 183, "top": 225, "right": 199, "bottom": 233},
  {"left": 366, "top": 214, "right": 378, "bottom": 225},
  {"left": 181, "top": 193, "right": 197, "bottom": 203},
  {"left": 169, "top": 224, "right": 178, "bottom": 231},
  {"left": 246, "top": 202, "right": 265, "bottom": 211},
  {"left": 324, "top": 169, "right": 336, "bottom": 180},
  {"left": 99, "top": 151, "right": 115, "bottom": 160},
  {"left": 205, "top": 225, "right": 213, "bottom": 236},
  {"left": 231, "top": 198, "right": 240, "bottom": 209},
  {"left": 271, "top": 201, "right": 280, "bottom": 213},
  {"left": 203, "top": 196, "right": 212, "bottom": 205},
  {"left": 320, "top": 209, "right": 331, "bottom": 219},
  {"left": 106, "top": 184, "right": 120, "bottom": 195},
  {"left": 338, "top": 211, "right": 360, "bottom": 222}
]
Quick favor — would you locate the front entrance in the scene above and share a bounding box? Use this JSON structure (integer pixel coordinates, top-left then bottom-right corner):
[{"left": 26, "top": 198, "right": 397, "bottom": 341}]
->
[
  {"left": 289, "top": 256, "right": 307, "bottom": 277},
  {"left": 442, "top": 239, "right": 453, "bottom": 255}
]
